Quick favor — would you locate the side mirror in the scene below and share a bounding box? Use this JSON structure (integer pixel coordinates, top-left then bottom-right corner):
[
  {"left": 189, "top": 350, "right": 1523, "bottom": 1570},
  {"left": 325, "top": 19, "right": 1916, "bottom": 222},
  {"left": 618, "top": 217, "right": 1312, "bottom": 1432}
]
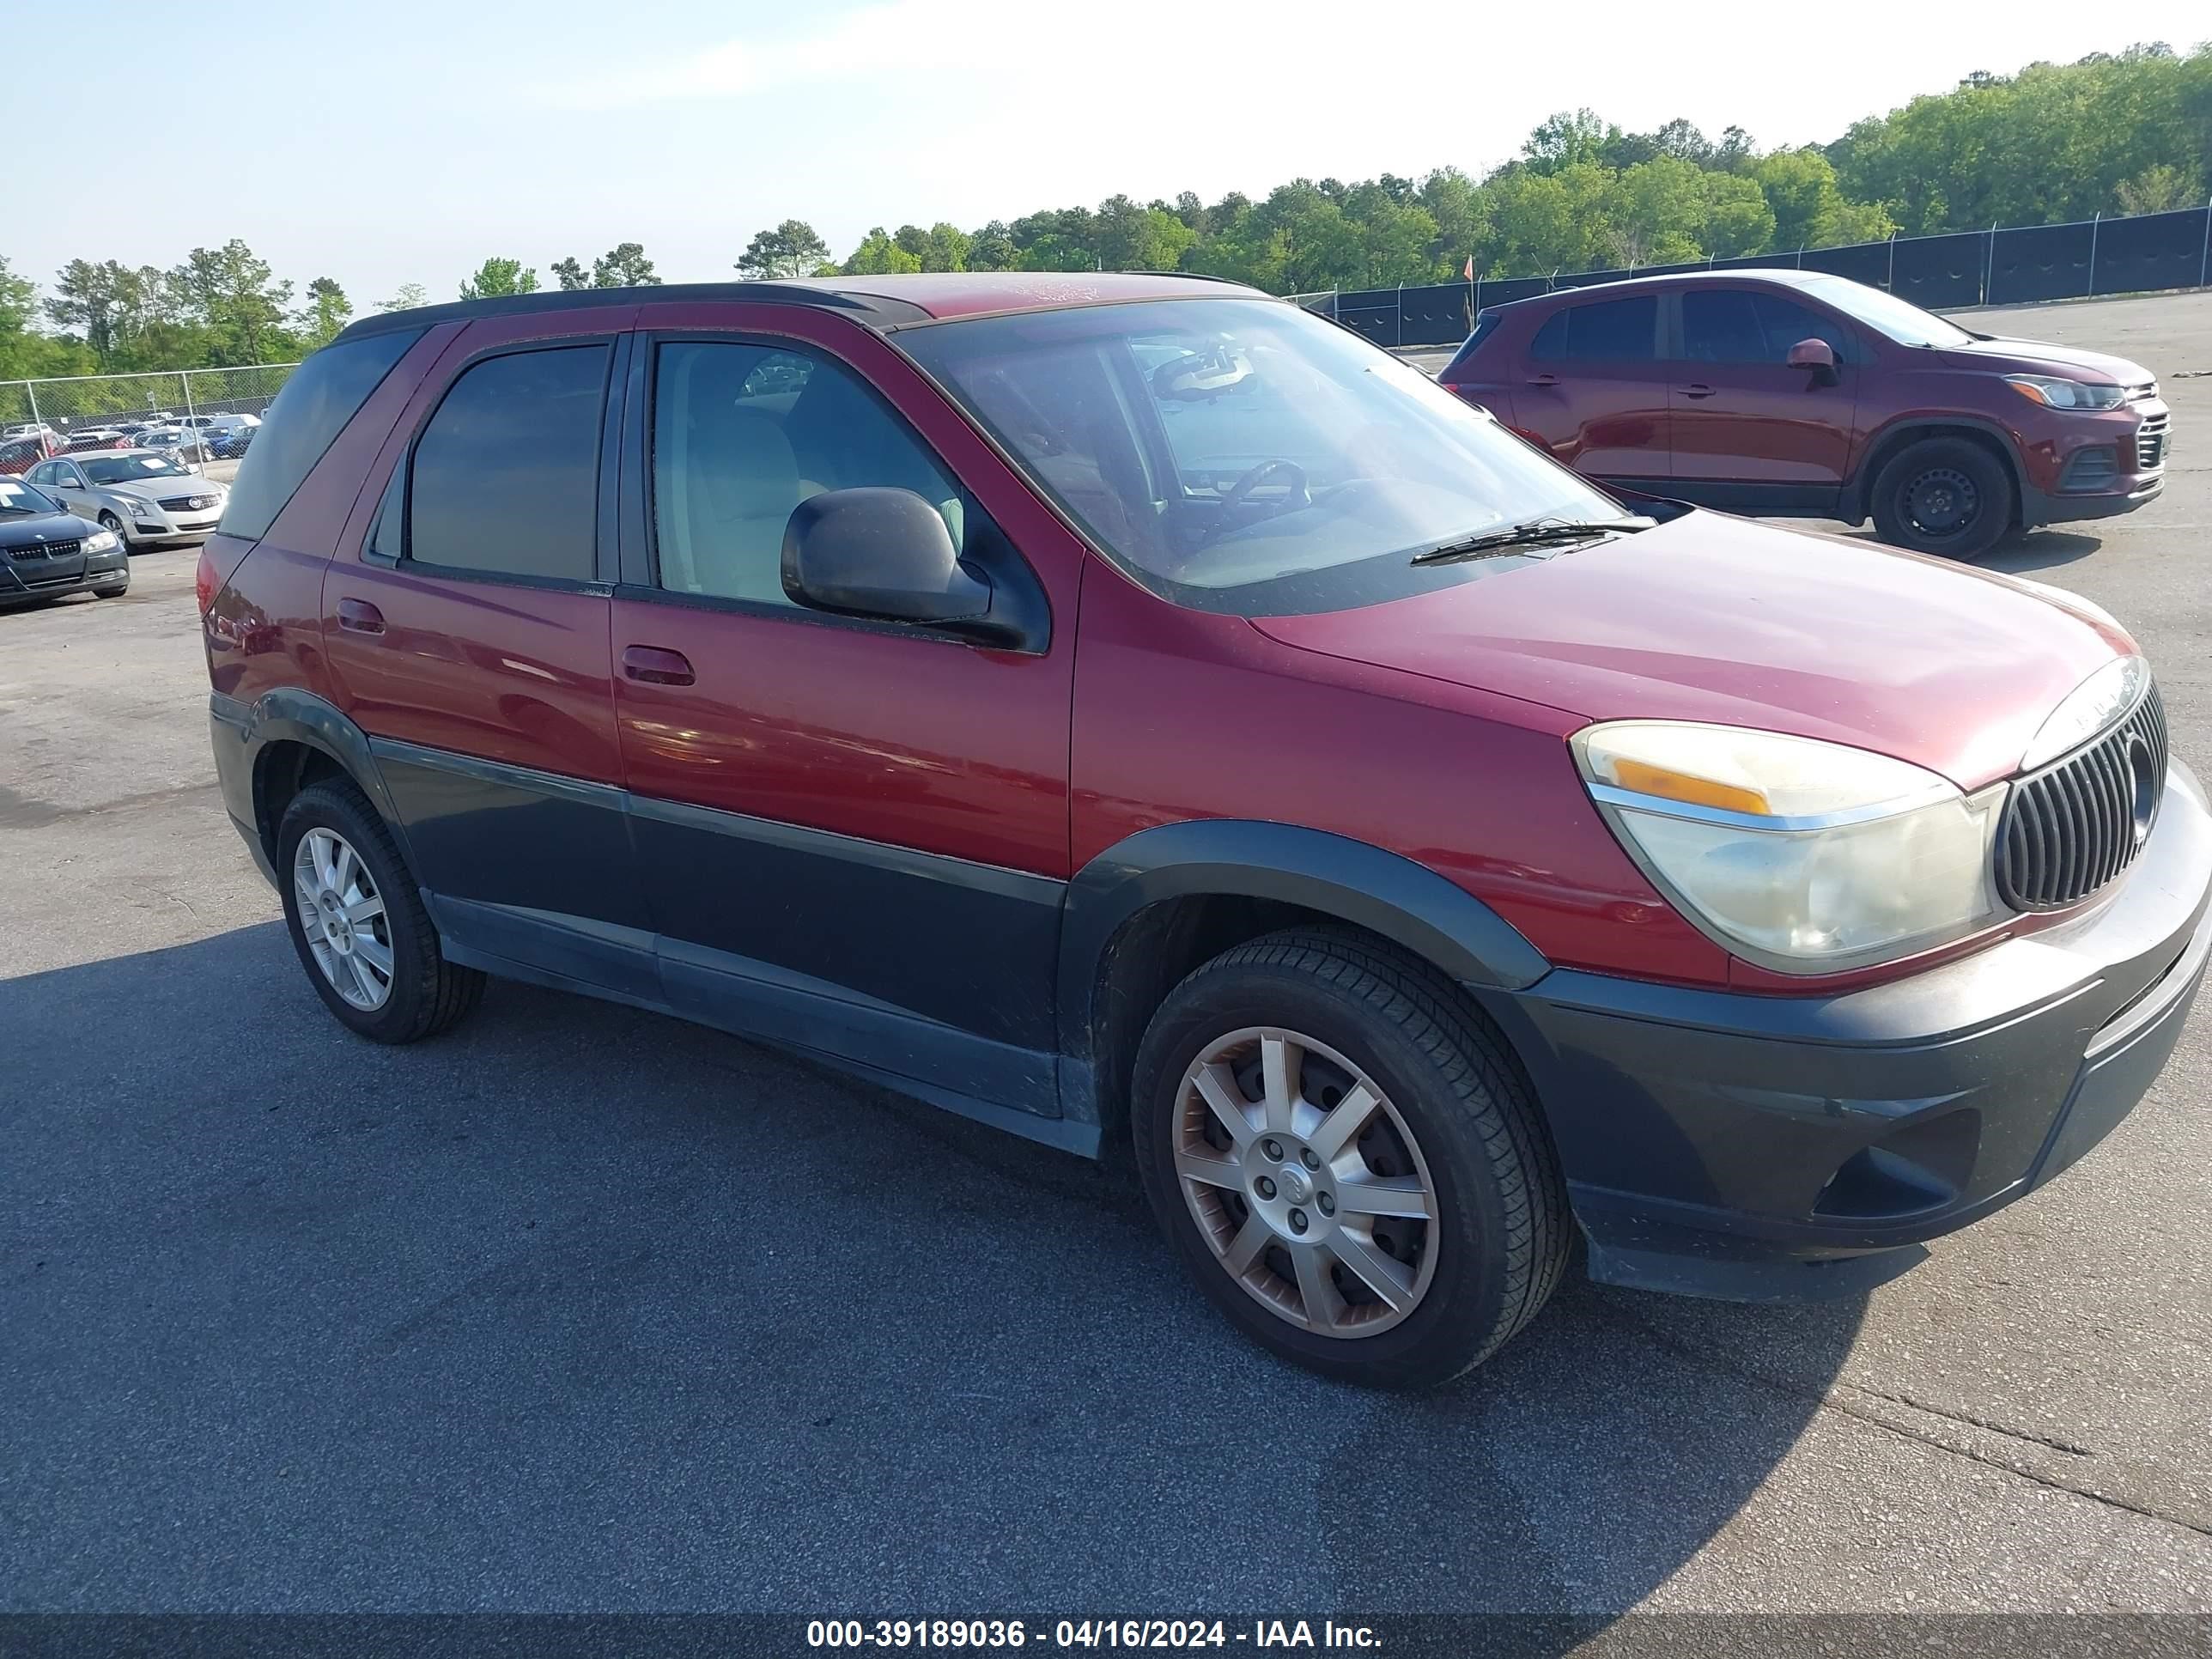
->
[
  {"left": 1788, "top": 337, "right": 1840, "bottom": 386},
  {"left": 782, "top": 488, "right": 992, "bottom": 628}
]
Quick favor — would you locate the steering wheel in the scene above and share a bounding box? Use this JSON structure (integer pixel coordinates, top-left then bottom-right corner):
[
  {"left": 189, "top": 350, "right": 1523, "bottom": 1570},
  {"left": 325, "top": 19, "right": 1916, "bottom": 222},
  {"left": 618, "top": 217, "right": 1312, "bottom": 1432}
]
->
[
  {"left": 1218, "top": 459, "right": 1310, "bottom": 514},
  {"left": 1195, "top": 459, "right": 1310, "bottom": 549}
]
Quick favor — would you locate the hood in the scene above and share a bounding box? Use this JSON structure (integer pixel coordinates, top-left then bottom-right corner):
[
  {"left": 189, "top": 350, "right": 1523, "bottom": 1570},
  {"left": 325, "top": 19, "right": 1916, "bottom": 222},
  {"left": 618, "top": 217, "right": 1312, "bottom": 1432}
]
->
[
  {"left": 1250, "top": 511, "right": 2136, "bottom": 792},
  {"left": 0, "top": 510, "right": 98, "bottom": 550},
  {"left": 1937, "top": 335, "right": 2154, "bottom": 386}
]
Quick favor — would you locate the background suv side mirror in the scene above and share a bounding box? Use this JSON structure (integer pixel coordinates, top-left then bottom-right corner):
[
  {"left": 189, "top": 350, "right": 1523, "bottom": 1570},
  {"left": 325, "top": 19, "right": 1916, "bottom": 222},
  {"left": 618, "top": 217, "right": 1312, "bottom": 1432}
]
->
[
  {"left": 1788, "top": 337, "right": 1840, "bottom": 386},
  {"left": 782, "top": 487, "right": 993, "bottom": 628}
]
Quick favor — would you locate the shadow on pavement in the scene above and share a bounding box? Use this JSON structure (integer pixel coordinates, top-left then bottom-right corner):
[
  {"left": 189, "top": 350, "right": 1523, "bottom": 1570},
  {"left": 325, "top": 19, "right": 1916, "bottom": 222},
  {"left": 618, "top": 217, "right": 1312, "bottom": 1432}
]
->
[{"left": 2, "top": 924, "right": 1863, "bottom": 1616}]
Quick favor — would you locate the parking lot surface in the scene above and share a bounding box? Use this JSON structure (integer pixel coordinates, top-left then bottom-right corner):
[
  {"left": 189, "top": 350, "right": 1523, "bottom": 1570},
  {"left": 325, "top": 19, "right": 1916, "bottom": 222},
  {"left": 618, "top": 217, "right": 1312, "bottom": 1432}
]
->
[{"left": 3, "top": 292, "right": 2210, "bottom": 1618}]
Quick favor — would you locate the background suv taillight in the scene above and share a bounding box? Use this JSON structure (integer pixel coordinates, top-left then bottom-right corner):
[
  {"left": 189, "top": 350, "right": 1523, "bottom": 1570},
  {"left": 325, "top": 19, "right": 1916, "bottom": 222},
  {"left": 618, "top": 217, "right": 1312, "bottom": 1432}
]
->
[{"left": 194, "top": 546, "right": 219, "bottom": 617}]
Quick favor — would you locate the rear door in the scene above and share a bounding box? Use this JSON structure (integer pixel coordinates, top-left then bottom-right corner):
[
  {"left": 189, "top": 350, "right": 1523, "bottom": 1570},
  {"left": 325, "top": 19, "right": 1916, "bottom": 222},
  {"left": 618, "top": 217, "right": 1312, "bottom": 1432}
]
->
[
  {"left": 1666, "top": 286, "right": 1858, "bottom": 501},
  {"left": 1511, "top": 292, "right": 1670, "bottom": 483},
  {"left": 319, "top": 307, "right": 656, "bottom": 997},
  {"left": 607, "top": 301, "right": 1083, "bottom": 1120}
]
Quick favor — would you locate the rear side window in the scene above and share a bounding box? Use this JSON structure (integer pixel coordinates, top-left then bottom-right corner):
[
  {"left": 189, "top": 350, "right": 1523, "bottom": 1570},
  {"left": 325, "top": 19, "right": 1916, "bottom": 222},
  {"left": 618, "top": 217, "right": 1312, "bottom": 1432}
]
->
[
  {"left": 220, "top": 329, "right": 421, "bottom": 542},
  {"left": 406, "top": 345, "right": 610, "bottom": 583},
  {"left": 1529, "top": 295, "right": 1657, "bottom": 362}
]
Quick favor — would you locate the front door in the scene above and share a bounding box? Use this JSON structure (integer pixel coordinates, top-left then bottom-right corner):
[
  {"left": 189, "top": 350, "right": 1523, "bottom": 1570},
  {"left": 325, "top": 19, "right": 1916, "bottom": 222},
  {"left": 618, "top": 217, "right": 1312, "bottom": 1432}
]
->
[
  {"left": 608, "top": 307, "right": 1083, "bottom": 1118},
  {"left": 1666, "top": 286, "right": 1858, "bottom": 502}
]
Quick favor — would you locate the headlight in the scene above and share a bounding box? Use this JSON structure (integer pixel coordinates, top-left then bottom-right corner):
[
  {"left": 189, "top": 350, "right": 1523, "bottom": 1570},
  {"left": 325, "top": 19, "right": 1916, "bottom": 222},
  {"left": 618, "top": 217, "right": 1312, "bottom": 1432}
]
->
[
  {"left": 2021, "top": 655, "right": 2148, "bottom": 770},
  {"left": 127, "top": 500, "right": 164, "bottom": 520},
  {"left": 2003, "top": 374, "right": 2124, "bottom": 410},
  {"left": 1574, "top": 722, "right": 2005, "bottom": 973},
  {"left": 82, "top": 530, "right": 118, "bottom": 553}
]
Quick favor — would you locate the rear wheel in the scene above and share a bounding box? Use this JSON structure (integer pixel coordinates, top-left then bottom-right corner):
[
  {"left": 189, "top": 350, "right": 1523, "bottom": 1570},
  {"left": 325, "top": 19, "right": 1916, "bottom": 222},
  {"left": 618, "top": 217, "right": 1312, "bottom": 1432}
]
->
[
  {"left": 1132, "top": 929, "right": 1568, "bottom": 1389},
  {"left": 1869, "top": 437, "right": 2014, "bottom": 559},
  {"left": 276, "top": 780, "right": 484, "bottom": 1042}
]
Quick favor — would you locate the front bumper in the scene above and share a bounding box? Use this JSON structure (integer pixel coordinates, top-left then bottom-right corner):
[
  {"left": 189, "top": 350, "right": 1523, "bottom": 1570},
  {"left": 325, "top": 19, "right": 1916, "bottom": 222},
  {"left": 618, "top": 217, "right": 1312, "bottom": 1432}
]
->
[
  {"left": 122, "top": 504, "right": 222, "bottom": 542},
  {"left": 1486, "top": 759, "right": 2212, "bottom": 1301},
  {"left": 2019, "top": 397, "right": 2168, "bottom": 528},
  {"left": 0, "top": 546, "right": 130, "bottom": 605}
]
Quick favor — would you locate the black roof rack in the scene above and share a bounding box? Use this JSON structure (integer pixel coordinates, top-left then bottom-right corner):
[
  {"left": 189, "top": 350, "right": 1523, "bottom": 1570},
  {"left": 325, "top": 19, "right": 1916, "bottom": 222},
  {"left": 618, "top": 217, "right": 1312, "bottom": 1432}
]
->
[{"left": 332, "top": 281, "right": 928, "bottom": 344}]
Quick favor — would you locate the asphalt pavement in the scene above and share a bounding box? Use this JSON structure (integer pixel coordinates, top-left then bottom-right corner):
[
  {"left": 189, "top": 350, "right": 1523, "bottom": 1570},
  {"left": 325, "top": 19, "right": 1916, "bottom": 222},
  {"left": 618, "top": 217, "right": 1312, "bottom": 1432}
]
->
[{"left": 3, "top": 292, "right": 2209, "bottom": 1622}]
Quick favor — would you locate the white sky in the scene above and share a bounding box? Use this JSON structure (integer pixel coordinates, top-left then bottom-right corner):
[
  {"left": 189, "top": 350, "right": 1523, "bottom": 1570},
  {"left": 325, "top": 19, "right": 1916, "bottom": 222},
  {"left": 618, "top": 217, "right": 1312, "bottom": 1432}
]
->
[{"left": 14, "top": 0, "right": 2209, "bottom": 310}]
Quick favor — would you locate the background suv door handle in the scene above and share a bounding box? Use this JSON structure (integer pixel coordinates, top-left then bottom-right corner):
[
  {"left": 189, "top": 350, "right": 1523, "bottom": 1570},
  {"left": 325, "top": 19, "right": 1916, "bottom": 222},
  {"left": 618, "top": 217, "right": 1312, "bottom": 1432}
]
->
[
  {"left": 1526, "top": 373, "right": 1558, "bottom": 387},
  {"left": 623, "top": 645, "right": 696, "bottom": 687},
  {"left": 335, "top": 598, "right": 386, "bottom": 635},
  {"left": 1680, "top": 383, "right": 1718, "bottom": 399}
]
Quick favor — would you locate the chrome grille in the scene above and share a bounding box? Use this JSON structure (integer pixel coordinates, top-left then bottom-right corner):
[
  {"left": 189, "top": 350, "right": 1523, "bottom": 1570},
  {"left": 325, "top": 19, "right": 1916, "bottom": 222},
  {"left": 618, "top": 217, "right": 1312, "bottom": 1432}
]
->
[
  {"left": 2136, "top": 410, "right": 2169, "bottom": 472},
  {"left": 9, "top": 538, "right": 78, "bottom": 562},
  {"left": 159, "top": 495, "right": 217, "bottom": 511},
  {"left": 1996, "top": 684, "right": 2168, "bottom": 910}
]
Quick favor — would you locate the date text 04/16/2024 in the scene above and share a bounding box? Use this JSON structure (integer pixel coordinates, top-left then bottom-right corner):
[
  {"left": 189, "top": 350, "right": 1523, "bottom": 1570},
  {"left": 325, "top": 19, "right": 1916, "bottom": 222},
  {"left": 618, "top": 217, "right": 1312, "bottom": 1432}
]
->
[{"left": 805, "top": 1620, "right": 1382, "bottom": 1649}]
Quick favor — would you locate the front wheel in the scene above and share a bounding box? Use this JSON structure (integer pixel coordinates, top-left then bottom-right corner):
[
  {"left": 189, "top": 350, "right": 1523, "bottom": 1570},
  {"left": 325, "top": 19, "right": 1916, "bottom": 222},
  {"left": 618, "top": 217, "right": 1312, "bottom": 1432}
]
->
[
  {"left": 1132, "top": 930, "right": 1569, "bottom": 1389},
  {"left": 1869, "top": 438, "right": 2014, "bottom": 559},
  {"left": 276, "top": 780, "right": 485, "bottom": 1042},
  {"left": 97, "top": 510, "right": 131, "bottom": 550}
]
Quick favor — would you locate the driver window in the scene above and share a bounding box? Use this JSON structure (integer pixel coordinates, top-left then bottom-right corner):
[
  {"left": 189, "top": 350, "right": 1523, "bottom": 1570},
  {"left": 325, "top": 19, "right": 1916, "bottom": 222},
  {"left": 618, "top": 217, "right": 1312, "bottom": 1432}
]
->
[{"left": 651, "top": 341, "right": 963, "bottom": 607}]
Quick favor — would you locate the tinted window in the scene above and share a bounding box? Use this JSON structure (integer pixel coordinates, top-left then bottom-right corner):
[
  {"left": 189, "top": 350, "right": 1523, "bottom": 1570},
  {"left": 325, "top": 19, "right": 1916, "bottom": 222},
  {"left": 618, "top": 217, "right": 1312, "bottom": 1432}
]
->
[
  {"left": 221, "top": 329, "right": 421, "bottom": 542},
  {"left": 407, "top": 345, "right": 609, "bottom": 582},
  {"left": 652, "top": 341, "right": 960, "bottom": 607},
  {"left": 1682, "top": 289, "right": 1853, "bottom": 364},
  {"left": 1529, "top": 295, "right": 1656, "bottom": 362},
  {"left": 1753, "top": 293, "right": 1854, "bottom": 364}
]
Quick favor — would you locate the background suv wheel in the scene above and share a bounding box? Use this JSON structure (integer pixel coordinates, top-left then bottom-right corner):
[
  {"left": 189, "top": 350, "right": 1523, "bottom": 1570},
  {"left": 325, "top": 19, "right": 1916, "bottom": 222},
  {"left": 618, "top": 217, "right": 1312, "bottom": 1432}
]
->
[
  {"left": 276, "top": 780, "right": 485, "bottom": 1043},
  {"left": 1870, "top": 437, "right": 2014, "bottom": 559},
  {"left": 1131, "top": 928, "right": 1568, "bottom": 1389}
]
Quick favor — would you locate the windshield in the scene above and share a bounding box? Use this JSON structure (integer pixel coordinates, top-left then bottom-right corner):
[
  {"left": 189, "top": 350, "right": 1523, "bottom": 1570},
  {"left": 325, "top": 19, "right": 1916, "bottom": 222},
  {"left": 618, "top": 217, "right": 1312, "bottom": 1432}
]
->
[
  {"left": 899, "top": 297, "right": 1631, "bottom": 613},
  {"left": 0, "top": 479, "right": 60, "bottom": 515},
  {"left": 1802, "top": 277, "right": 1974, "bottom": 349},
  {"left": 84, "top": 454, "right": 188, "bottom": 483}
]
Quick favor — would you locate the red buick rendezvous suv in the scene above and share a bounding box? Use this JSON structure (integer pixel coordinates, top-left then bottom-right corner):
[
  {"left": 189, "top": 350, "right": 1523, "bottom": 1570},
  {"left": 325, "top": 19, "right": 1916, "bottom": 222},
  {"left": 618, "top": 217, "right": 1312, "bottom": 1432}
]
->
[
  {"left": 201, "top": 273, "right": 2209, "bottom": 1387},
  {"left": 1437, "top": 270, "right": 2169, "bottom": 559}
]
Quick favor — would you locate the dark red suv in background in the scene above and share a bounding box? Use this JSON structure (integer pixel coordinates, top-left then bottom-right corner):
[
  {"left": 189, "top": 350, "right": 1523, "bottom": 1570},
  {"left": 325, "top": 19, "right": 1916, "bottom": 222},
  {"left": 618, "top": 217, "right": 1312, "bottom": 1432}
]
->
[
  {"left": 202, "top": 273, "right": 2208, "bottom": 1388},
  {"left": 1437, "top": 270, "right": 2169, "bottom": 558}
]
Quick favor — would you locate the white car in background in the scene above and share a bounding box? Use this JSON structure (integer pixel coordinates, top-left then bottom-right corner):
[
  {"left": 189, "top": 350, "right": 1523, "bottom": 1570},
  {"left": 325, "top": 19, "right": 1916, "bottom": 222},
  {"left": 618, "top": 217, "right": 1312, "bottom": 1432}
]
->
[{"left": 25, "top": 450, "right": 228, "bottom": 546}]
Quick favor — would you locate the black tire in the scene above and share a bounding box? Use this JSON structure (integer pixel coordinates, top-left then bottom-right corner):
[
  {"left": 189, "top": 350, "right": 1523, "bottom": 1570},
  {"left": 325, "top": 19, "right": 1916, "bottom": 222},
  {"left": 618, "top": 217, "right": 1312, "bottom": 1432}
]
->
[
  {"left": 1131, "top": 928, "right": 1568, "bottom": 1389},
  {"left": 1869, "top": 437, "right": 2014, "bottom": 559},
  {"left": 92, "top": 584, "right": 128, "bottom": 599},
  {"left": 276, "top": 779, "right": 484, "bottom": 1043}
]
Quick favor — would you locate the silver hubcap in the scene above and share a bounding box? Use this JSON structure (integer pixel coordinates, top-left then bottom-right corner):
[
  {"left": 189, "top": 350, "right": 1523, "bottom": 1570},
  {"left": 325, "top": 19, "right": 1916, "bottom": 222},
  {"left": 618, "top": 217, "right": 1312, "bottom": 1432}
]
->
[
  {"left": 1175, "top": 1027, "right": 1439, "bottom": 1339},
  {"left": 291, "top": 828, "right": 392, "bottom": 1012}
]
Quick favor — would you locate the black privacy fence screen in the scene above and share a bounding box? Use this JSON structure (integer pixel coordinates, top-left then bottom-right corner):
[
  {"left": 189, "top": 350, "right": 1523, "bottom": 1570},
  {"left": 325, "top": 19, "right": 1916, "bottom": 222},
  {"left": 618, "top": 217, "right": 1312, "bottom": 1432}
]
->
[{"left": 1308, "top": 205, "right": 2212, "bottom": 349}]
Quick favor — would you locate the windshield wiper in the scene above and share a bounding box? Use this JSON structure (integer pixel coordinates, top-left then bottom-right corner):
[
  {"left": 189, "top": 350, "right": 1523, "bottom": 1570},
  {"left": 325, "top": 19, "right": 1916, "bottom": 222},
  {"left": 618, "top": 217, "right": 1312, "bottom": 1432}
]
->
[{"left": 1410, "top": 517, "right": 1650, "bottom": 566}]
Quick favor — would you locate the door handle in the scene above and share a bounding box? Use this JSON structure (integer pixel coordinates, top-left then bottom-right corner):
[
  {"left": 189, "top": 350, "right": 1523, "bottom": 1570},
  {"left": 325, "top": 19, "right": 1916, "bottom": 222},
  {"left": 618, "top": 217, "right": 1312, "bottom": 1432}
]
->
[
  {"left": 1680, "top": 384, "right": 1718, "bottom": 399},
  {"left": 623, "top": 645, "right": 696, "bottom": 687},
  {"left": 336, "top": 598, "right": 386, "bottom": 635},
  {"left": 1526, "top": 373, "right": 1558, "bottom": 387}
]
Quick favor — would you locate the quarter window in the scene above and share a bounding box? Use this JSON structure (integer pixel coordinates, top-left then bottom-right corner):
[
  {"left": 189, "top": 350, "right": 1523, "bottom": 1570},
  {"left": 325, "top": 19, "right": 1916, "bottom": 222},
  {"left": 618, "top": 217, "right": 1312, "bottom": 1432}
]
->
[
  {"left": 406, "top": 344, "right": 609, "bottom": 582},
  {"left": 222, "top": 327, "right": 422, "bottom": 543},
  {"left": 1529, "top": 295, "right": 1658, "bottom": 362},
  {"left": 651, "top": 341, "right": 963, "bottom": 606}
]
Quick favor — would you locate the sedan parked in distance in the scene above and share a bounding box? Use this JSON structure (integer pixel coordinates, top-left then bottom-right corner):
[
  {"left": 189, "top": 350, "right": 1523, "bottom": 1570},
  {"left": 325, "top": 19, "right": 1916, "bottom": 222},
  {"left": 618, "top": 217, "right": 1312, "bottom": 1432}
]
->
[
  {"left": 27, "top": 449, "right": 228, "bottom": 546},
  {"left": 0, "top": 476, "right": 130, "bottom": 606},
  {"left": 63, "top": 428, "right": 130, "bottom": 453},
  {"left": 1437, "top": 270, "right": 2167, "bottom": 558},
  {"left": 135, "top": 426, "right": 220, "bottom": 463}
]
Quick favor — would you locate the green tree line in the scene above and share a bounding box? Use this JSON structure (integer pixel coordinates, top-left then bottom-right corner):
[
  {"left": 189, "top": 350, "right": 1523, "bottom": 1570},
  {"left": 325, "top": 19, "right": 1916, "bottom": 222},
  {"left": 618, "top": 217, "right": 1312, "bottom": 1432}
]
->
[
  {"left": 0, "top": 240, "right": 663, "bottom": 384},
  {"left": 773, "top": 41, "right": 2208, "bottom": 291},
  {"left": 5, "top": 41, "right": 2206, "bottom": 385}
]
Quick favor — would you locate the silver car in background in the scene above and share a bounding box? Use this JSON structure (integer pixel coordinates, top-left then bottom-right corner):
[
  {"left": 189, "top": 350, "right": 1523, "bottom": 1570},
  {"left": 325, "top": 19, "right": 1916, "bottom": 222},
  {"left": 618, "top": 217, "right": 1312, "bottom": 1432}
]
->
[{"left": 24, "top": 450, "right": 229, "bottom": 547}]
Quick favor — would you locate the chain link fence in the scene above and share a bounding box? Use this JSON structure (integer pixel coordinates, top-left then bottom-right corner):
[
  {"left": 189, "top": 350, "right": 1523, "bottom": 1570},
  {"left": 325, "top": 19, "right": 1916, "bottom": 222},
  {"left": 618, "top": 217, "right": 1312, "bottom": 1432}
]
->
[{"left": 1, "top": 363, "right": 297, "bottom": 445}]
